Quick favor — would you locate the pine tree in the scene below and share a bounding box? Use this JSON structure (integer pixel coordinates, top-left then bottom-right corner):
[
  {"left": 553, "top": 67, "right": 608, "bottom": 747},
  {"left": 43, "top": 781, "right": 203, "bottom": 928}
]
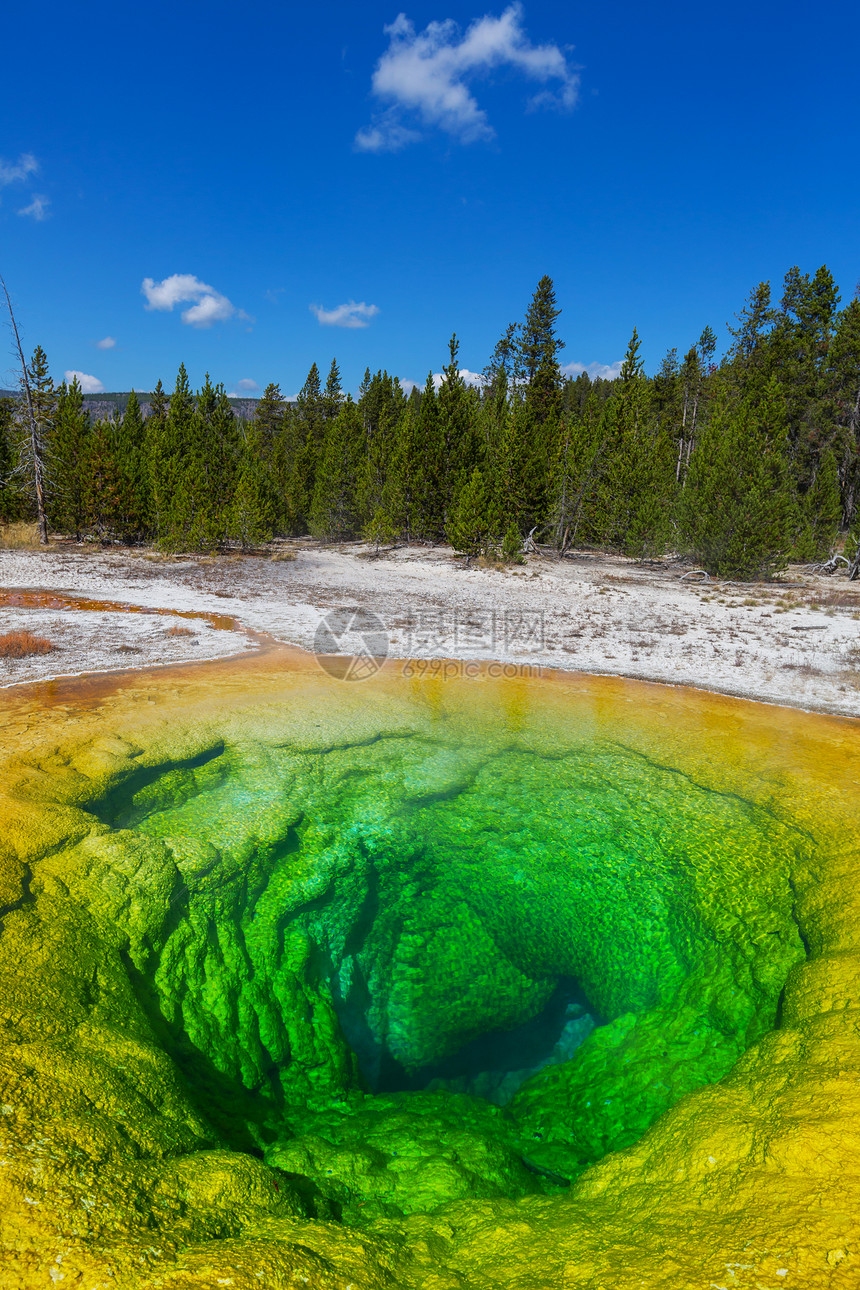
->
[
  {"left": 549, "top": 393, "right": 607, "bottom": 552},
  {"left": 357, "top": 370, "right": 406, "bottom": 526},
  {"left": 157, "top": 364, "right": 195, "bottom": 549},
  {"left": 654, "top": 346, "right": 680, "bottom": 411},
  {"left": 494, "top": 400, "right": 544, "bottom": 536},
  {"left": 562, "top": 370, "right": 596, "bottom": 418},
  {"left": 501, "top": 521, "right": 524, "bottom": 564},
  {"left": 794, "top": 447, "right": 841, "bottom": 559},
  {"left": 187, "top": 373, "right": 220, "bottom": 547},
  {"left": 676, "top": 345, "right": 703, "bottom": 484},
  {"left": 828, "top": 294, "right": 860, "bottom": 526},
  {"left": 436, "top": 336, "right": 481, "bottom": 527},
  {"left": 680, "top": 378, "right": 796, "bottom": 578},
  {"left": 770, "top": 265, "right": 841, "bottom": 495},
  {"left": 144, "top": 380, "right": 170, "bottom": 542},
  {"left": 292, "top": 362, "right": 326, "bottom": 529},
  {"left": 271, "top": 402, "right": 304, "bottom": 534},
  {"left": 228, "top": 422, "right": 277, "bottom": 549},
  {"left": 201, "top": 380, "right": 242, "bottom": 546},
  {"left": 448, "top": 466, "right": 491, "bottom": 559},
  {"left": 85, "top": 417, "right": 123, "bottom": 538},
  {"left": 51, "top": 378, "right": 91, "bottom": 538},
  {"left": 383, "top": 402, "right": 419, "bottom": 540},
  {"left": 0, "top": 396, "right": 20, "bottom": 522},
  {"left": 697, "top": 325, "right": 717, "bottom": 368},
  {"left": 482, "top": 322, "right": 521, "bottom": 446},
  {"left": 519, "top": 275, "right": 564, "bottom": 421},
  {"left": 726, "top": 281, "right": 776, "bottom": 385},
  {"left": 597, "top": 353, "right": 674, "bottom": 557},
  {"left": 255, "top": 382, "right": 287, "bottom": 451},
  {"left": 323, "top": 358, "right": 343, "bottom": 421},
  {"left": 411, "top": 371, "right": 443, "bottom": 540},
  {"left": 310, "top": 399, "right": 363, "bottom": 539},
  {"left": 364, "top": 507, "right": 396, "bottom": 555},
  {"left": 14, "top": 345, "right": 56, "bottom": 541},
  {"left": 619, "top": 326, "right": 644, "bottom": 383},
  {"left": 114, "top": 391, "right": 148, "bottom": 541},
  {"left": 358, "top": 368, "right": 372, "bottom": 402}
]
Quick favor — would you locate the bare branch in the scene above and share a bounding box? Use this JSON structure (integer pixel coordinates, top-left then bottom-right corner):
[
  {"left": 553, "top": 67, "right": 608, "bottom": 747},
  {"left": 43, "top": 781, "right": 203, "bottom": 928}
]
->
[{"left": 0, "top": 273, "right": 48, "bottom": 543}]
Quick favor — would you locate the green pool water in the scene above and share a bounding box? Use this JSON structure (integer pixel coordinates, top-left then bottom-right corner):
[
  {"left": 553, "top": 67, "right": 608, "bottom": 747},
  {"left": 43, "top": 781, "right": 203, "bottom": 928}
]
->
[{"left": 88, "top": 720, "right": 806, "bottom": 1226}]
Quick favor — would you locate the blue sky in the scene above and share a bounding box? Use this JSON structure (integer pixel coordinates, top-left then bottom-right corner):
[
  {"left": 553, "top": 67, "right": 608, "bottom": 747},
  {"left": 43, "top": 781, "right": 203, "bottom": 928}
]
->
[{"left": 2, "top": 0, "right": 859, "bottom": 397}]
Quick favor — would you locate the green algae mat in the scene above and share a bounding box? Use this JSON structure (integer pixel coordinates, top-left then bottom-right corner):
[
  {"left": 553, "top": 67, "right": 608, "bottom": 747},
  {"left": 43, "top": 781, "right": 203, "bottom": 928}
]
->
[{"left": 0, "top": 648, "right": 859, "bottom": 1288}]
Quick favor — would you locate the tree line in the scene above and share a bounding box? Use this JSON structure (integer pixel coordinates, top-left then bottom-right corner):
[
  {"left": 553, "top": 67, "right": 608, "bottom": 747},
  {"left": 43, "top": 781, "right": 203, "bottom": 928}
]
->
[{"left": 2, "top": 269, "right": 859, "bottom": 578}]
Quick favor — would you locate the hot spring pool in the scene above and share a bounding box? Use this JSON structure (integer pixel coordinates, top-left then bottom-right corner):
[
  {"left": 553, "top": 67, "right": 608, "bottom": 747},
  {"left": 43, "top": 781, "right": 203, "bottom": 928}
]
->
[{"left": 0, "top": 649, "right": 858, "bottom": 1287}]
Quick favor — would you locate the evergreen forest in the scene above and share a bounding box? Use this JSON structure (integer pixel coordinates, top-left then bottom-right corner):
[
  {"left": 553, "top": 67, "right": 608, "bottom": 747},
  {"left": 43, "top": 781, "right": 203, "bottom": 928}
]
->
[{"left": 2, "top": 269, "right": 859, "bottom": 579}]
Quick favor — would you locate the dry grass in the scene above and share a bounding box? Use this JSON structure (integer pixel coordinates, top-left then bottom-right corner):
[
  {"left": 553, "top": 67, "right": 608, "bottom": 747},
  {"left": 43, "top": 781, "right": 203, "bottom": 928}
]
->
[
  {"left": 165, "top": 625, "right": 195, "bottom": 638},
  {"left": 0, "top": 629, "right": 55, "bottom": 658},
  {"left": 782, "top": 659, "right": 825, "bottom": 677},
  {"left": 0, "top": 522, "right": 43, "bottom": 550},
  {"left": 270, "top": 551, "right": 297, "bottom": 563},
  {"left": 806, "top": 589, "right": 860, "bottom": 610}
]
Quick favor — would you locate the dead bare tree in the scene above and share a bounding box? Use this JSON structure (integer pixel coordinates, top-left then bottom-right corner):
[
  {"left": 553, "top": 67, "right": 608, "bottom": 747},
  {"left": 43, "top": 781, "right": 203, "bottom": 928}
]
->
[{"left": 0, "top": 272, "right": 49, "bottom": 544}]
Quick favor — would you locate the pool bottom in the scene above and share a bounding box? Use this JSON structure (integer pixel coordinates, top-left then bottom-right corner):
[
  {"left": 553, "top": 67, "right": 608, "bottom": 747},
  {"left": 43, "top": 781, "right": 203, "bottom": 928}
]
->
[{"left": 0, "top": 651, "right": 858, "bottom": 1287}]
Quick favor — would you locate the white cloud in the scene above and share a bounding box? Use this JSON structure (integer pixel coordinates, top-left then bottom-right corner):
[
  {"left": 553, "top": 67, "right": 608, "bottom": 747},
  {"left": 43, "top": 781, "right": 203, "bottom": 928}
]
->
[
  {"left": 95, "top": 336, "right": 117, "bottom": 350},
  {"left": 356, "top": 4, "right": 579, "bottom": 152},
  {"left": 65, "top": 370, "right": 105, "bottom": 394},
  {"left": 562, "top": 359, "right": 623, "bottom": 381},
  {"left": 141, "top": 273, "right": 238, "bottom": 328},
  {"left": 18, "top": 194, "right": 50, "bottom": 221},
  {"left": 432, "top": 368, "right": 486, "bottom": 389},
  {"left": 235, "top": 378, "right": 259, "bottom": 392},
  {"left": 0, "top": 153, "right": 38, "bottom": 188},
  {"left": 355, "top": 114, "right": 422, "bottom": 154},
  {"left": 310, "top": 299, "right": 380, "bottom": 329},
  {"left": 182, "top": 293, "right": 234, "bottom": 327}
]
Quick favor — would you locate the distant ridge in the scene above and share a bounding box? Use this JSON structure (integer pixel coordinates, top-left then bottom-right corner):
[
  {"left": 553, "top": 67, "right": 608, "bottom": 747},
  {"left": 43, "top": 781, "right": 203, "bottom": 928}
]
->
[{"left": 0, "top": 390, "right": 261, "bottom": 420}]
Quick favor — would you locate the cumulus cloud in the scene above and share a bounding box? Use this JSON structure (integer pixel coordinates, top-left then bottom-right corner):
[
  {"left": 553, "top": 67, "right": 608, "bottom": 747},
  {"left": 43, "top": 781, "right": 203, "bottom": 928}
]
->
[
  {"left": 562, "top": 359, "right": 623, "bottom": 381},
  {"left": 95, "top": 336, "right": 117, "bottom": 350},
  {"left": 355, "top": 4, "right": 579, "bottom": 152},
  {"left": 354, "top": 115, "right": 422, "bottom": 154},
  {"left": 0, "top": 153, "right": 38, "bottom": 188},
  {"left": 64, "top": 370, "right": 105, "bottom": 394},
  {"left": 18, "top": 194, "right": 50, "bottom": 221},
  {"left": 310, "top": 299, "right": 380, "bottom": 328},
  {"left": 235, "top": 378, "right": 260, "bottom": 393},
  {"left": 432, "top": 368, "right": 486, "bottom": 389},
  {"left": 141, "top": 273, "right": 239, "bottom": 328}
]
